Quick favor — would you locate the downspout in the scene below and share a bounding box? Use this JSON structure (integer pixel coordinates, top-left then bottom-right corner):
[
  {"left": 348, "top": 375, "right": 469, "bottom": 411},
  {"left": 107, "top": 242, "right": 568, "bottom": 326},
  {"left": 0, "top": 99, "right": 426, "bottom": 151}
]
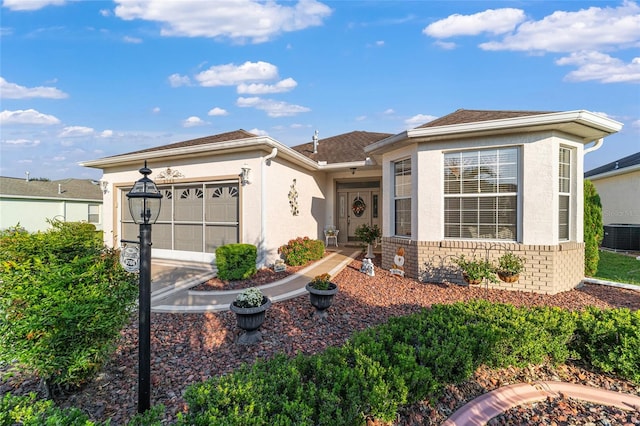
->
[
  {"left": 584, "top": 138, "right": 603, "bottom": 155},
  {"left": 259, "top": 148, "right": 278, "bottom": 267}
]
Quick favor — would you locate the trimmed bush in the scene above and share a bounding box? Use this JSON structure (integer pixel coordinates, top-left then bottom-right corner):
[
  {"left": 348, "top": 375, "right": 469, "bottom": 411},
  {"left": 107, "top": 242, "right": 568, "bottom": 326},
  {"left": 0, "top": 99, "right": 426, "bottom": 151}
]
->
[
  {"left": 584, "top": 179, "right": 603, "bottom": 276},
  {"left": 0, "top": 221, "right": 138, "bottom": 391},
  {"left": 572, "top": 307, "right": 640, "bottom": 383},
  {"left": 278, "top": 237, "right": 324, "bottom": 266},
  {"left": 216, "top": 243, "right": 257, "bottom": 281},
  {"left": 181, "top": 301, "right": 594, "bottom": 425}
]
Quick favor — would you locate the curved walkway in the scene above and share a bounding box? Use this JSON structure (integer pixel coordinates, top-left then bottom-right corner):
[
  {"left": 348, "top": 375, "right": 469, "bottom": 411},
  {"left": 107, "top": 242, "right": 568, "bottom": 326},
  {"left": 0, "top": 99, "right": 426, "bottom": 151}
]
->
[
  {"left": 442, "top": 381, "right": 640, "bottom": 425},
  {"left": 148, "top": 253, "right": 640, "bottom": 423}
]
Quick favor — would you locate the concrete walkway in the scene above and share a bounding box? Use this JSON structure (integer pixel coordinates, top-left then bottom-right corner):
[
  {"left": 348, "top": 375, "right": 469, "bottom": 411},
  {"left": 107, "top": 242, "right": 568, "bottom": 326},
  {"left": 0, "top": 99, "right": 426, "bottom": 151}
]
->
[
  {"left": 148, "top": 251, "right": 640, "bottom": 423},
  {"left": 151, "top": 248, "right": 360, "bottom": 313}
]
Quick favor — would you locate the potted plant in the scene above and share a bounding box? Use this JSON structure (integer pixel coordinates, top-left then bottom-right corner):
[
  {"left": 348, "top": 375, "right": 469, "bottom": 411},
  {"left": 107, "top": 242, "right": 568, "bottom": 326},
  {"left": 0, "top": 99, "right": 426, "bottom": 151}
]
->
[
  {"left": 305, "top": 273, "right": 338, "bottom": 320},
  {"left": 229, "top": 287, "right": 271, "bottom": 344},
  {"left": 495, "top": 251, "right": 525, "bottom": 283},
  {"left": 453, "top": 254, "right": 497, "bottom": 285},
  {"left": 355, "top": 224, "right": 381, "bottom": 259}
]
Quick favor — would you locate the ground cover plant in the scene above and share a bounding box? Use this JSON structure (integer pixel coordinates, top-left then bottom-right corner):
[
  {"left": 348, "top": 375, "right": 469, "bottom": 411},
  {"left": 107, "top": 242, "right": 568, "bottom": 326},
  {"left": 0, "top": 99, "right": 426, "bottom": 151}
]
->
[
  {"left": 179, "top": 301, "right": 639, "bottom": 425},
  {"left": 0, "top": 221, "right": 138, "bottom": 394},
  {"left": 594, "top": 249, "right": 640, "bottom": 285}
]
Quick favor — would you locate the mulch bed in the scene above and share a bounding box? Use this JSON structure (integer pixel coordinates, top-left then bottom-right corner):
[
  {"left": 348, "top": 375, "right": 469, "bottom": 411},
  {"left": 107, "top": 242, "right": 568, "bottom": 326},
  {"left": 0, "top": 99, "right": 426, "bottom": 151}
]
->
[{"left": 2, "top": 254, "right": 639, "bottom": 425}]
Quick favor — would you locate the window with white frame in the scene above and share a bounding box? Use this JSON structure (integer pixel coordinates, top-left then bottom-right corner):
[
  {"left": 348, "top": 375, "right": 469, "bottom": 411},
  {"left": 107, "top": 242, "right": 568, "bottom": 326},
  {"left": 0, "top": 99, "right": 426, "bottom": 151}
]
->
[
  {"left": 394, "top": 158, "right": 411, "bottom": 237},
  {"left": 444, "top": 147, "right": 518, "bottom": 240},
  {"left": 88, "top": 204, "right": 100, "bottom": 224},
  {"left": 558, "top": 147, "right": 572, "bottom": 240}
]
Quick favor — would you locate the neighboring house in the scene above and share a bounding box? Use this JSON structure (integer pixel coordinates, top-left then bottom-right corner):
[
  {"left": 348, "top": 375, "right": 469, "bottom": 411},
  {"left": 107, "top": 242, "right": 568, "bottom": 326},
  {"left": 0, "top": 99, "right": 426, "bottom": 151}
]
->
[
  {"left": 585, "top": 152, "right": 640, "bottom": 226},
  {"left": 81, "top": 109, "right": 623, "bottom": 294},
  {"left": 584, "top": 152, "right": 640, "bottom": 252},
  {"left": 0, "top": 177, "right": 103, "bottom": 232}
]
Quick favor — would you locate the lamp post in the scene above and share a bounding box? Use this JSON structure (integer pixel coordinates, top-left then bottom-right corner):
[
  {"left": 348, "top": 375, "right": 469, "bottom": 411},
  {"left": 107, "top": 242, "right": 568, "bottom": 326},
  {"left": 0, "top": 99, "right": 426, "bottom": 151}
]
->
[{"left": 126, "top": 161, "right": 162, "bottom": 413}]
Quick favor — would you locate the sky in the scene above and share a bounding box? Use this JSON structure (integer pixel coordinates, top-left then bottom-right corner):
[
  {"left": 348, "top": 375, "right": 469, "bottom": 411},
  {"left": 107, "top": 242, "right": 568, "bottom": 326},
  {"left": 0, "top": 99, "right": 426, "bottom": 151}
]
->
[{"left": 1, "top": 0, "right": 639, "bottom": 181}]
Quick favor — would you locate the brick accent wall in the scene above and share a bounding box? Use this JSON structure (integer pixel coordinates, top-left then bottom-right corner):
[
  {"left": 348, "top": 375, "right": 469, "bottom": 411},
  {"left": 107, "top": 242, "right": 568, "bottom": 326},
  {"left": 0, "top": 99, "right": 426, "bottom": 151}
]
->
[{"left": 381, "top": 237, "right": 584, "bottom": 295}]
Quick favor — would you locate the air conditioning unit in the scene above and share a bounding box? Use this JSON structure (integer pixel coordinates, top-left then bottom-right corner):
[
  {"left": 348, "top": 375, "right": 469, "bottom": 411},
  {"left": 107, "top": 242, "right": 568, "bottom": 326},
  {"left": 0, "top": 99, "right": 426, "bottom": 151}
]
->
[{"left": 602, "top": 224, "right": 640, "bottom": 251}]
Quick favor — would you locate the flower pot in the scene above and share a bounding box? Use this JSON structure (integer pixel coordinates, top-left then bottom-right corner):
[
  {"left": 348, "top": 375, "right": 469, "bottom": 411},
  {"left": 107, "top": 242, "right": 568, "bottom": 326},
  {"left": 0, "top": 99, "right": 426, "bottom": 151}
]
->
[
  {"left": 305, "top": 282, "right": 338, "bottom": 320},
  {"left": 365, "top": 243, "right": 375, "bottom": 259},
  {"left": 497, "top": 272, "right": 520, "bottom": 283},
  {"left": 462, "top": 273, "right": 482, "bottom": 285},
  {"left": 229, "top": 296, "right": 272, "bottom": 344}
]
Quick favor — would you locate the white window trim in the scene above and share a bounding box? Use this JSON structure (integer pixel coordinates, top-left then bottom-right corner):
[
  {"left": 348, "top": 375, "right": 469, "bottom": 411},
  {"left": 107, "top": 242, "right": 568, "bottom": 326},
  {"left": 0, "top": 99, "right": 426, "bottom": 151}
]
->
[{"left": 393, "top": 157, "right": 412, "bottom": 238}]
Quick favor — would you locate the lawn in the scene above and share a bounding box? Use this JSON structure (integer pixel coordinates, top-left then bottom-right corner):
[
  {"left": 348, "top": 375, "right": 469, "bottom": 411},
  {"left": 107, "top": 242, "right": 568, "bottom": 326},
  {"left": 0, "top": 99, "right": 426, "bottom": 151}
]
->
[{"left": 594, "top": 249, "right": 640, "bottom": 285}]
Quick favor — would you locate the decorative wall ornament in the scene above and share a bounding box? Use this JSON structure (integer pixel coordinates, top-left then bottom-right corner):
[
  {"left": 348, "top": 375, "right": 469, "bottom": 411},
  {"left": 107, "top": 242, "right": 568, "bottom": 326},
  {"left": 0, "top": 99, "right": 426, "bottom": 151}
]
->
[
  {"left": 100, "top": 180, "right": 109, "bottom": 194},
  {"left": 156, "top": 167, "right": 184, "bottom": 182},
  {"left": 352, "top": 196, "right": 366, "bottom": 217},
  {"left": 288, "top": 179, "right": 299, "bottom": 216}
]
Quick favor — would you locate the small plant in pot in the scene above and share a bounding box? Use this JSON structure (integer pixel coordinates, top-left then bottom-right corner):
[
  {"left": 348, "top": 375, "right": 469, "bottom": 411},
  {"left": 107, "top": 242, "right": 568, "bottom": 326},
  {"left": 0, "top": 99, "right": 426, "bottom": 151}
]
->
[
  {"left": 305, "top": 273, "right": 338, "bottom": 320},
  {"left": 355, "top": 224, "right": 381, "bottom": 259},
  {"left": 453, "top": 254, "right": 497, "bottom": 285},
  {"left": 229, "top": 287, "right": 271, "bottom": 344},
  {"left": 496, "top": 252, "right": 525, "bottom": 283}
]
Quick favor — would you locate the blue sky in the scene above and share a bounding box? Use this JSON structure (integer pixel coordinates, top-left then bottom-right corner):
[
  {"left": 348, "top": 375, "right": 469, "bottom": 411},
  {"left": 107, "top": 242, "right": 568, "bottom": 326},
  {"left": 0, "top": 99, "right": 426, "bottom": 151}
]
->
[{"left": 1, "top": 0, "right": 639, "bottom": 181}]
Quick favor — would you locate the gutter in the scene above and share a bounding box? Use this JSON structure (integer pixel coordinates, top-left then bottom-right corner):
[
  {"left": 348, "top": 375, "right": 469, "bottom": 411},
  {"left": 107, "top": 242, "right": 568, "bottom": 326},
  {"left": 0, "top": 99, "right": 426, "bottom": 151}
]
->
[
  {"left": 584, "top": 138, "right": 604, "bottom": 155},
  {"left": 586, "top": 164, "right": 640, "bottom": 181},
  {"left": 0, "top": 194, "right": 102, "bottom": 203}
]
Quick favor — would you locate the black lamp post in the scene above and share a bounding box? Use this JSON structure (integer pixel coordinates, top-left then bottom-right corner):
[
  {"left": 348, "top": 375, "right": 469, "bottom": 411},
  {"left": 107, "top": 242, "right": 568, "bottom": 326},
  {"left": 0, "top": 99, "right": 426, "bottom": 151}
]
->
[{"left": 126, "top": 161, "right": 162, "bottom": 413}]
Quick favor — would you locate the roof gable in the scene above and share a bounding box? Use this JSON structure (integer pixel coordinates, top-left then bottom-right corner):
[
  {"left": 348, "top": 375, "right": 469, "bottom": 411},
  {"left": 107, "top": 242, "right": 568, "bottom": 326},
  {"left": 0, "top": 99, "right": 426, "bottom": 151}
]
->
[
  {"left": 417, "top": 109, "right": 555, "bottom": 128},
  {"left": 585, "top": 152, "right": 640, "bottom": 178},
  {"left": 291, "top": 130, "right": 392, "bottom": 163}
]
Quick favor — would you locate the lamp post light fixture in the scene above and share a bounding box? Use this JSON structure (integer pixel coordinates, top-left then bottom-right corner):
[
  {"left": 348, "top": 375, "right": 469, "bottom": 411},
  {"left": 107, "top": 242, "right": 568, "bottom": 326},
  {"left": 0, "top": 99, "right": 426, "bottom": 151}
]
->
[{"left": 126, "top": 161, "right": 162, "bottom": 413}]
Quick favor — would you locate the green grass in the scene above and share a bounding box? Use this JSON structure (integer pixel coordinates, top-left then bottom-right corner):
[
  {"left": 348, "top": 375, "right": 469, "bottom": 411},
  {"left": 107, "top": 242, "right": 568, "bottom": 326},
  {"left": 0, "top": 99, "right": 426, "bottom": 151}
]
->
[{"left": 593, "top": 250, "right": 640, "bottom": 285}]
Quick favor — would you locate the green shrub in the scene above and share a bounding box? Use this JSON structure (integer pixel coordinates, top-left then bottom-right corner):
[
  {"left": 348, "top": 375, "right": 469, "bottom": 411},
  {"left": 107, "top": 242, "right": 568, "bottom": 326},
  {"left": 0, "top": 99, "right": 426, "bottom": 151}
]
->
[
  {"left": 0, "top": 392, "right": 99, "bottom": 425},
  {"left": 216, "top": 243, "right": 257, "bottom": 281},
  {"left": 584, "top": 179, "right": 603, "bottom": 276},
  {"left": 0, "top": 221, "right": 138, "bottom": 390},
  {"left": 278, "top": 237, "right": 324, "bottom": 266},
  {"left": 571, "top": 307, "right": 640, "bottom": 383}
]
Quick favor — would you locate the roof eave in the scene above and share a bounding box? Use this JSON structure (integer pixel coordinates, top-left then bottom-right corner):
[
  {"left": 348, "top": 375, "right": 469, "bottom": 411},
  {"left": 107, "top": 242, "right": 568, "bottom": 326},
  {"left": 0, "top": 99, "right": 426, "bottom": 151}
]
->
[
  {"left": 365, "top": 110, "right": 623, "bottom": 155},
  {"left": 80, "top": 136, "right": 319, "bottom": 171},
  {"left": 586, "top": 164, "right": 640, "bottom": 180}
]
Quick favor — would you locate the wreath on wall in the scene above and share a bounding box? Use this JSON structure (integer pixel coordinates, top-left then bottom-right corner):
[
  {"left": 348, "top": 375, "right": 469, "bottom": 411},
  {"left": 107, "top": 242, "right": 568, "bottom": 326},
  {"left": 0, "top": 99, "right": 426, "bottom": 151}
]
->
[{"left": 352, "top": 196, "right": 366, "bottom": 217}]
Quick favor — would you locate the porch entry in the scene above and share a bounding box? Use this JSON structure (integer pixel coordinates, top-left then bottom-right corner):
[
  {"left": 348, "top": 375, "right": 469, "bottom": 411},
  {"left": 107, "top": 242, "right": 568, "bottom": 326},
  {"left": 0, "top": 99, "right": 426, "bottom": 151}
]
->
[{"left": 336, "top": 181, "right": 380, "bottom": 243}]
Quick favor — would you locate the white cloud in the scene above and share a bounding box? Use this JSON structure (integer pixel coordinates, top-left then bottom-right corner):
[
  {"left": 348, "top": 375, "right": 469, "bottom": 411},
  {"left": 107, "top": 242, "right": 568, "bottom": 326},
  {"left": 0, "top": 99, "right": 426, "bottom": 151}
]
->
[
  {"left": 556, "top": 51, "right": 640, "bottom": 83},
  {"left": 237, "top": 77, "right": 297, "bottom": 94},
  {"left": 100, "top": 9, "right": 111, "bottom": 17},
  {"left": 383, "top": 109, "right": 395, "bottom": 115},
  {"left": 168, "top": 73, "right": 191, "bottom": 87},
  {"left": 52, "top": 156, "right": 66, "bottom": 161},
  {"left": 236, "top": 96, "right": 310, "bottom": 117},
  {"left": 182, "top": 116, "right": 207, "bottom": 127},
  {"left": 59, "top": 126, "right": 95, "bottom": 137},
  {"left": 0, "top": 109, "right": 61, "bottom": 125},
  {"left": 479, "top": 2, "right": 640, "bottom": 53},
  {"left": 405, "top": 114, "right": 438, "bottom": 128},
  {"left": 4, "top": 139, "right": 41, "bottom": 147},
  {"left": 423, "top": 8, "right": 525, "bottom": 38},
  {"left": 100, "top": 130, "right": 114, "bottom": 137},
  {"left": 196, "top": 61, "right": 279, "bottom": 87},
  {"left": 2, "top": 0, "right": 66, "bottom": 11},
  {"left": 207, "top": 107, "right": 228, "bottom": 116},
  {"left": 152, "top": 107, "right": 160, "bottom": 113},
  {"left": 248, "top": 128, "right": 269, "bottom": 136},
  {"left": 123, "top": 36, "right": 142, "bottom": 43},
  {"left": 433, "top": 40, "right": 456, "bottom": 50},
  {"left": 0, "top": 77, "right": 68, "bottom": 99},
  {"left": 114, "top": 0, "right": 332, "bottom": 44}
]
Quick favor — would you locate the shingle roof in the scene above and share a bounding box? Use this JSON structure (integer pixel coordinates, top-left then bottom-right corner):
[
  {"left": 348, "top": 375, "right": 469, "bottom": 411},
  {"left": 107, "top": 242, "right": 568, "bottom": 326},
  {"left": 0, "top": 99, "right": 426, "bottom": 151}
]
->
[
  {"left": 105, "top": 129, "right": 258, "bottom": 158},
  {"left": 585, "top": 152, "right": 640, "bottom": 178},
  {"left": 416, "top": 109, "right": 556, "bottom": 128},
  {"left": 290, "top": 131, "right": 393, "bottom": 163},
  {"left": 0, "top": 177, "right": 102, "bottom": 201}
]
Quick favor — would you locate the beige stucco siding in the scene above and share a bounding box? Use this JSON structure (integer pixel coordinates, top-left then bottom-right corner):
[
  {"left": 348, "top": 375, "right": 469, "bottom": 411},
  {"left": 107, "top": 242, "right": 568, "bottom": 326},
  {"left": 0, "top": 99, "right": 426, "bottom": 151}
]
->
[{"left": 589, "top": 169, "right": 640, "bottom": 225}]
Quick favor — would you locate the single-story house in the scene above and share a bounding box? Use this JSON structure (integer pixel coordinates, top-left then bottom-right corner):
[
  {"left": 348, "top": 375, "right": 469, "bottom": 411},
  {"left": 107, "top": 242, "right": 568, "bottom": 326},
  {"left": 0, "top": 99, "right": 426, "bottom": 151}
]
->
[
  {"left": 584, "top": 152, "right": 640, "bottom": 251},
  {"left": 81, "top": 109, "right": 623, "bottom": 294},
  {"left": 0, "top": 176, "right": 103, "bottom": 232}
]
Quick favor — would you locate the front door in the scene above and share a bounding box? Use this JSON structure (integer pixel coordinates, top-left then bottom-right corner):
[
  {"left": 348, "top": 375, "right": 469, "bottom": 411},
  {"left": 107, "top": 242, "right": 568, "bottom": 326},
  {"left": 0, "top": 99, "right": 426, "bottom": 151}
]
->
[{"left": 337, "top": 189, "right": 379, "bottom": 243}]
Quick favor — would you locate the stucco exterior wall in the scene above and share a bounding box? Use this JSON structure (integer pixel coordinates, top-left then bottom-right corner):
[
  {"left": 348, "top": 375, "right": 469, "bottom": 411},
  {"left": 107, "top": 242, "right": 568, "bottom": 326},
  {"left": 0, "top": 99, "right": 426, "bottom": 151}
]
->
[
  {"left": 0, "top": 198, "right": 102, "bottom": 232},
  {"left": 589, "top": 169, "right": 640, "bottom": 225},
  {"left": 378, "top": 131, "right": 588, "bottom": 294}
]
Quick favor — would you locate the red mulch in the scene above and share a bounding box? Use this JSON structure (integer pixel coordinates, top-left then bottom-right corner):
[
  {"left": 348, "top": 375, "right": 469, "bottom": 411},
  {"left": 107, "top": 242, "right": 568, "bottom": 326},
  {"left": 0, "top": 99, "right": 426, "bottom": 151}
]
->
[{"left": 2, "top": 254, "right": 639, "bottom": 425}]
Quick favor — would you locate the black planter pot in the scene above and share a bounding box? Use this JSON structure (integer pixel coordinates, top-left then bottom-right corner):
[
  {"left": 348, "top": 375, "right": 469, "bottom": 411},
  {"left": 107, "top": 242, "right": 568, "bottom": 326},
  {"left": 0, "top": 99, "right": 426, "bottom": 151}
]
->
[
  {"left": 229, "top": 296, "right": 272, "bottom": 344},
  {"left": 305, "top": 282, "right": 338, "bottom": 320}
]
